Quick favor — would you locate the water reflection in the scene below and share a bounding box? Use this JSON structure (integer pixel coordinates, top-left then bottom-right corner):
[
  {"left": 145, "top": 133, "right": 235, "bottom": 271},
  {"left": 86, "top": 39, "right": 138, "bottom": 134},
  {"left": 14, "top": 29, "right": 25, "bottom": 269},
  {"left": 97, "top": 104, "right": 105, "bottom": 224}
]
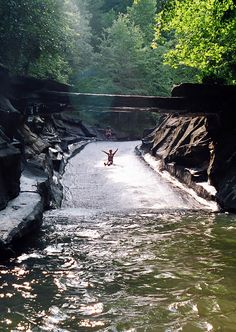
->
[
  {"left": 0, "top": 211, "right": 236, "bottom": 331},
  {"left": 0, "top": 142, "right": 233, "bottom": 331}
]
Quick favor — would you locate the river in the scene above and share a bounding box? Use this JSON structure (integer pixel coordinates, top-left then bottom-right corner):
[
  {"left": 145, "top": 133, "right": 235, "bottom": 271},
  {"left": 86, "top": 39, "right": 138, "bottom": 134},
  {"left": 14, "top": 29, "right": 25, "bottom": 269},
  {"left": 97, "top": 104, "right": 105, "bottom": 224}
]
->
[{"left": 1, "top": 141, "right": 236, "bottom": 332}]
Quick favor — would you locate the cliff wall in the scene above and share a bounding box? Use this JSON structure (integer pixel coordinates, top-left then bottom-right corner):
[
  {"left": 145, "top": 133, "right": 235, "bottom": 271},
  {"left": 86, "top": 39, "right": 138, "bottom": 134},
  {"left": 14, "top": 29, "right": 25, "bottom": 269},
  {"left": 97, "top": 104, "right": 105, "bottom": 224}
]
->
[{"left": 142, "top": 84, "right": 236, "bottom": 211}]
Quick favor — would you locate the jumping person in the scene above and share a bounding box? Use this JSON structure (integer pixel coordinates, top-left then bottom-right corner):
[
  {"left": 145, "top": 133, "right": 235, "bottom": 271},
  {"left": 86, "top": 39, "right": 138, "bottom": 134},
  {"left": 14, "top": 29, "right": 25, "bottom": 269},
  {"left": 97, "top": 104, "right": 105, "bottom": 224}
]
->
[{"left": 102, "top": 148, "right": 118, "bottom": 166}]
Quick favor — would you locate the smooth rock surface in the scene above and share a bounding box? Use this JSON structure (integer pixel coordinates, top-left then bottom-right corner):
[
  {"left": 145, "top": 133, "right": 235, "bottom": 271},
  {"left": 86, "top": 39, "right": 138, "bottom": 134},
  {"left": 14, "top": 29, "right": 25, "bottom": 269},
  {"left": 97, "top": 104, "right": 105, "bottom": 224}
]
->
[
  {"left": 0, "top": 192, "right": 43, "bottom": 243},
  {"left": 0, "top": 171, "right": 46, "bottom": 257}
]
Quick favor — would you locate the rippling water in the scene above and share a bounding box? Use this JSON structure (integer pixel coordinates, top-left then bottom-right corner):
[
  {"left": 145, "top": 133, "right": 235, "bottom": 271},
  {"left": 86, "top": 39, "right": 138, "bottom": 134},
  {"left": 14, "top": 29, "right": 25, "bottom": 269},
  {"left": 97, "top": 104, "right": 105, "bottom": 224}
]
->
[
  {"left": 1, "top": 142, "right": 236, "bottom": 331},
  {"left": 1, "top": 210, "right": 236, "bottom": 331}
]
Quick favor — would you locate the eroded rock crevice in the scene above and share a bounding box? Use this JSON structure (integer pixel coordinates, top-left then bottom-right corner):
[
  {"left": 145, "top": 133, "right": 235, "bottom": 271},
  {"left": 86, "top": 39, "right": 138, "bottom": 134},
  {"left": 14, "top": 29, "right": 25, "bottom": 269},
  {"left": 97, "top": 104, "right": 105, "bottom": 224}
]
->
[{"left": 142, "top": 84, "right": 236, "bottom": 211}]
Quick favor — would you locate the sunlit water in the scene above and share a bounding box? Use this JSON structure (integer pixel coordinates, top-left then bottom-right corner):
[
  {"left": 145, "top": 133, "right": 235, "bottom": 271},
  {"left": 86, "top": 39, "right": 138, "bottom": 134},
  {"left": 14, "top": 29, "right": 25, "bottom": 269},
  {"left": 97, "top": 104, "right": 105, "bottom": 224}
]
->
[
  {"left": 1, "top": 142, "right": 236, "bottom": 332},
  {"left": 62, "top": 141, "right": 205, "bottom": 212}
]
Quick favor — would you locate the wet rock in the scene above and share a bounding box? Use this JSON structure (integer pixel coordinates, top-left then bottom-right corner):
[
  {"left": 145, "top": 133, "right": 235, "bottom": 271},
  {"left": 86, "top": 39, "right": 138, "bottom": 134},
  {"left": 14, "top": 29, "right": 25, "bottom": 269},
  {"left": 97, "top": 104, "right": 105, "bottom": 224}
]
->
[
  {"left": 53, "top": 113, "right": 95, "bottom": 139},
  {"left": 207, "top": 134, "right": 236, "bottom": 211},
  {"left": 0, "top": 192, "right": 44, "bottom": 259},
  {"left": 10, "top": 74, "right": 71, "bottom": 102},
  {"left": 172, "top": 83, "right": 236, "bottom": 99},
  {"left": 0, "top": 168, "right": 48, "bottom": 258},
  {"left": 142, "top": 114, "right": 213, "bottom": 200},
  {"left": 0, "top": 67, "right": 94, "bottom": 257},
  {"left": 0, "top": 139, "right": 21, "bottom": 210},
  {"left": 142, "top": 83, "right": 236, "bottom": 211},
  {"left": 0, "top": 67, "right": 22, "bottom": 211},
  {"left": 20, "top": 123, "right": 50, "bottom": 158},
  {"left": 0, "top": 97, "right": 21, "bottom": 139},
  {"left": 215, "top": 168, "right": 236, "bottom": 211}
]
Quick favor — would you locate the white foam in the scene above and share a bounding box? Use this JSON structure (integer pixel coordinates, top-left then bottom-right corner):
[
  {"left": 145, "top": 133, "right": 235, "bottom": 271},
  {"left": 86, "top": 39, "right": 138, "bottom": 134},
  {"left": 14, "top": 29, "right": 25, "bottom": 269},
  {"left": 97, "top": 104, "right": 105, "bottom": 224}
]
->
[{"left": 142, "top": 151, "right": 219, "bottom": 211}]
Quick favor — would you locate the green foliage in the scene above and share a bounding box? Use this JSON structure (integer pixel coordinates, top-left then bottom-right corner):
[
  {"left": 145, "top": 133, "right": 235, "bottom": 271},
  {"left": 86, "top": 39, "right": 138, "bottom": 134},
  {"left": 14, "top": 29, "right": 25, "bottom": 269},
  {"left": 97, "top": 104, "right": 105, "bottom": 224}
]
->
[
  {"left": 0, "top": 0, "right": 204, "bottom": 133},
  {"left": 96, "top": 15, "right": 147, "bottom": 94},
  {"left": 0, "top": 0, "right": 75, "bottom": 79},
  {"left": 29, "top": 54, "right": 72, "bottom": 83},
  {"left": 141, "top": 46, "right": 197, "bottom": 95},
  {"left": 83, "top": 0, "right": 132, "bottom": 49},
  {"left": 156, "top": 0, "right": 169, "bottom": 12},
  {"left": 0, "top": 0, "right": 199, "bottom": 93},
  {"left": 67, "top": 1, "right": 94, "bottom": 83},
  {"left": 101, "top": 0, "right": 133, "bottom": 13},
  {"left": 155, "top": 0, "right": 236, "bottom": 83},
  {"left": 81, "top": 1, "right": 197, "bottom": 96},
  {"left": 128, "top": 0, "right": 157, "bottom": 43},
  {"left": 0, "top": 0, "right": 99, "bottom": 83}
]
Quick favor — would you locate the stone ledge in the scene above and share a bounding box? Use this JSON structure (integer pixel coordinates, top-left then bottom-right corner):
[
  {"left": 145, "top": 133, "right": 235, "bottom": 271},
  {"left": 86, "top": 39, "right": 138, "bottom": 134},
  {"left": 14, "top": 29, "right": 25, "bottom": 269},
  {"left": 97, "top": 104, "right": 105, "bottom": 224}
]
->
[
  {"left": 0, "top": 171, "right": 47, "bottom": 258},
  {"left": 0, "top": 192, "right": 43, "bottom": 243},
  {"left": 164, "top": 162, "right": 216, "bottom": 201},
  {"left": 136, "top": 145, "right": 218, "bottom": 211}
]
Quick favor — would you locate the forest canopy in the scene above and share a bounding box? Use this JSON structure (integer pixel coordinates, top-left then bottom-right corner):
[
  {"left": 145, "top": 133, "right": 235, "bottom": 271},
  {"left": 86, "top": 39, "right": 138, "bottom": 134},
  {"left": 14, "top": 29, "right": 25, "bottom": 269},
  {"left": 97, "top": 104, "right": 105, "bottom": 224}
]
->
[
  {"left": 155, "top": 0, "right": 236, "bottom": 84},
  {"left": 0, "top": 0, "right": 235, "bottom": 95}
]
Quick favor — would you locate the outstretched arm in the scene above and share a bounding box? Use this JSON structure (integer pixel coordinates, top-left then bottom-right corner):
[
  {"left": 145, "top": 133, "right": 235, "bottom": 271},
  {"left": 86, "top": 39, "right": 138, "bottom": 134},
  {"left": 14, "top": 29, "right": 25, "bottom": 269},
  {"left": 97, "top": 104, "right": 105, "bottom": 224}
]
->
[
  {"left": 102, "top": 150, "right": 108, "bottom": 155},
  {"left": 113, "top": 148, "right": 118, "bottom": 156}
]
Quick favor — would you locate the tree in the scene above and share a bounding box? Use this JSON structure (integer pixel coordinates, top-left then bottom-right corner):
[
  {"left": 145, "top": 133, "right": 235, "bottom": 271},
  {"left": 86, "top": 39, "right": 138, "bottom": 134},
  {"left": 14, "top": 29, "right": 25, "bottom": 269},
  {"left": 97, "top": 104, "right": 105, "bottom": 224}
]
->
[
  {"left": 93, "top": 15, "right": 148, "bottom": 94},
  {"left": 84, "top": 0, "right": 132, "bottom": 50},
  {"left": 124, "top": 0, "right": 197, "bottom": 95},
  {"left": 0, "top": 0, "right": 80, "bottom": 82},
  {"left": 101, "top": 0, "right": 133, "bottom": 13},
  {"left": 128, "top": 0, "right": 157, "bottom": 44},
  {"left": 155, "top": 0, "right": 236, "bottom": 83},
  {"left": 67, "top": 0, "right": 95, "bottom": 87}
]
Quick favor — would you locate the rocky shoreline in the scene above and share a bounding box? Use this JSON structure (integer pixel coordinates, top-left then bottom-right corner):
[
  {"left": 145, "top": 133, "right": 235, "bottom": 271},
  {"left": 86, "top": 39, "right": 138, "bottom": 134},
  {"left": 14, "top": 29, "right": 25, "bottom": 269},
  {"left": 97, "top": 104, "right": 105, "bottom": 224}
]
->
[
  {"left": 0, "top": 65, "right": 99, "bottom": 259},
  {"left": 0, "top": 139, "right": 90, "bottom": 259}
]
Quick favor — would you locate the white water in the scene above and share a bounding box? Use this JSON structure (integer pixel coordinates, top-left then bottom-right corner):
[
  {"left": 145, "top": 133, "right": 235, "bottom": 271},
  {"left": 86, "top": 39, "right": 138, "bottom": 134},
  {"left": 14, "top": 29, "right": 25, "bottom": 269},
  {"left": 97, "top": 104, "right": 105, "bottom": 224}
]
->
[{"left": 62, "top": 141, "right": 205, "bottom": 213}]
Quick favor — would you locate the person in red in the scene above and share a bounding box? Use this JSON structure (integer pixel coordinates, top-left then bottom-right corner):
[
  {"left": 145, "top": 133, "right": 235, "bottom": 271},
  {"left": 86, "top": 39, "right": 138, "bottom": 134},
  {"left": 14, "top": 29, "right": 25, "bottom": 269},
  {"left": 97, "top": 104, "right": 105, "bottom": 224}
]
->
[
  {"left": 102, "top": 148, "right": 118, "bottom": 166},
  {"left": 105, "top": 127, "right": 112, "bottom": 140}
]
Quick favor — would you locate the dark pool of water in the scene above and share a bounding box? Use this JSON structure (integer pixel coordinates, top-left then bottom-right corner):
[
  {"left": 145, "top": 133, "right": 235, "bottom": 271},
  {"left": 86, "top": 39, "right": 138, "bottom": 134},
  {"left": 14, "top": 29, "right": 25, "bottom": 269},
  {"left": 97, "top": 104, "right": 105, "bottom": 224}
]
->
[{"left": 1, "top": 209, "right": 236, "bottom": 332}]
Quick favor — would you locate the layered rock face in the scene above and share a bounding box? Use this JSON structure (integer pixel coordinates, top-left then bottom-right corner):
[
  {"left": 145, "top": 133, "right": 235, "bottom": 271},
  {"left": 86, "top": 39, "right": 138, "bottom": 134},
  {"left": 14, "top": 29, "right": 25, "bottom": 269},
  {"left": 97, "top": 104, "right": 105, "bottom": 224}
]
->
[
  {"left": 0, "top": 65, "right": 96, "bottom": 212},
  {"left": 0, "top": 65, "right": 97, "bottom": 257},
  {"left": 2, "top": 62, "right": 236, "bottom": 217},
  {"left": 142, "top": 84, "right": 236, "bottom": 211},
  {"left": 207, "top": 118, "right": 236, "bottom": 211}
]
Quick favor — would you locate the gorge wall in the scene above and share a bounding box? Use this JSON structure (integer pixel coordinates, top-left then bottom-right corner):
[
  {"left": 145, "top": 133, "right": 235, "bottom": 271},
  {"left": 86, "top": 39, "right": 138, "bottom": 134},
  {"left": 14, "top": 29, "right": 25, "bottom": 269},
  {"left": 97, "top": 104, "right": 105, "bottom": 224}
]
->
[
  {"left": 0, "top": 65, "right": 103, "bottom": 211},
  {"left": 141, "top": 84, "right": 236, "bottom": 211}
]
